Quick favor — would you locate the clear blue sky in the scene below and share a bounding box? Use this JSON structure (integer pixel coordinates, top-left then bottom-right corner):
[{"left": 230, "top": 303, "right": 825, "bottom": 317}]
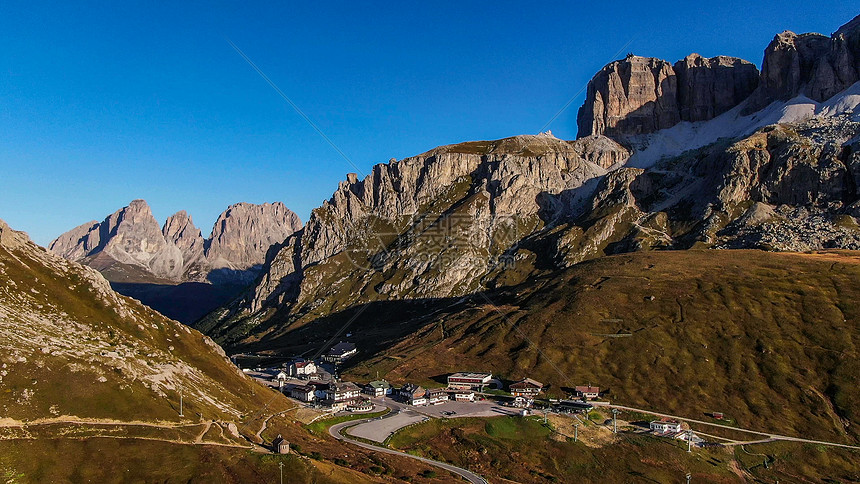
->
[{"left": 1, "top": 1, "right": 857, "bottom": 246}]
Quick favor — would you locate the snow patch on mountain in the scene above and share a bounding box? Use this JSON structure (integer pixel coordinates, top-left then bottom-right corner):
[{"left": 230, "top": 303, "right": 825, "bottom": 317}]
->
[{"left": 627, "top": 81, "right": 860, "bottom": 168}]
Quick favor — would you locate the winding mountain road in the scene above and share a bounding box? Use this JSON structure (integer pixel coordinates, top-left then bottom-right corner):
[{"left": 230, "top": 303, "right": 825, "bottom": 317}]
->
[{"left": 328, "top": 406, "right": 488, "bottom": 484}]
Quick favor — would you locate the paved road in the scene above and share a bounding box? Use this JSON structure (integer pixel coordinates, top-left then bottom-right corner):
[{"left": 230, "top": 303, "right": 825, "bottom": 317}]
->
[
  {"left": 329, "top": 407, "right": 488, "bottom": 484},
  {"left": 600, "top": 403, "right": 860, "bottom": 450}
]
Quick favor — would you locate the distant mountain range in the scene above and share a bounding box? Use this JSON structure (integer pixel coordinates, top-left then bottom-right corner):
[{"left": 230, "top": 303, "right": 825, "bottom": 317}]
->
[{"left": 49, "top": 199, "right": 300, "bottom": 322}]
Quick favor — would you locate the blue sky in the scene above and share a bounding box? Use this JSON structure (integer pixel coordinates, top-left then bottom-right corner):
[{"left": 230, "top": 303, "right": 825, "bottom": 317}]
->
[{"left": 1, "top": 1, "right": 857, "bottom": 246}]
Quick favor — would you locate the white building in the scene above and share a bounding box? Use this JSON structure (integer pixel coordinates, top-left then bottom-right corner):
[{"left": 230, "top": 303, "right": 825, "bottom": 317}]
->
[
  {"left": 289, "top": 360, "right": 317, "bottom": 378},
  {"left": 325, "top": 381, "right": 362, "bottom": 402},
  {"left": 650, "top": 418, "right": 683, "bottom": 433},
  {"left": 447, "top": 372, "right": 492, "bottom": 391}
]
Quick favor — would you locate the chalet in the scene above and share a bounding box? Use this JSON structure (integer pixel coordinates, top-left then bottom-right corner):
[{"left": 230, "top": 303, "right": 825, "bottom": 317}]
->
[
  {"left": 289, "top": 384, "right": 315, "bottom": 403},
  {"left": 325, "top": 381, "right": 362, "bottom": 402},
  {"left": 453, "top": 391, "right": 475, "bottom": 402},
  {"left": 272, "top": 434, "right": 290, "bottom": 454},
  {"left": 364, "top": 380, "right": 392, "bottom": 397},
  {"left": 322, "top": 342, "right": 357, "bottom": 364},
  {"left": 509, "top": 378, "right": 543, "bottom": 397},
  {"left": 426, "top": 388, "right": 449, "bottom": 405},
  {"left": 289, "top": 360, "right": 317, "bottom": 378},
  {"left": 399, "top": 383, "right": 426, "bottom": 406},
  {"left": 650, "top": 418, "right": 683, "bottom": 433},
  {"left": 275, "top": 371, "right": 289, "bottom": 385},
  {"left": 574, "top": 385, "right": 601, "bottom": 400},
  {"left": 447, "top": 372, "right": 492, "bottom": 391}
]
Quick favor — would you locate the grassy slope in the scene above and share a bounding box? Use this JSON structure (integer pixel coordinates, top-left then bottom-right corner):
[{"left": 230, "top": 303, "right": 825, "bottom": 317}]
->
[
  {"left": 0, "top": 438, "right": 400, "bottom": 484},
  {"left": 337, "top": 250, "right": 860, "bottom": 444},
  {"left": 0, "top": 230, "right": 454, "bottom": 483},
  {"left": 0, "top": 237, "right": 272, "bottom": 423}
]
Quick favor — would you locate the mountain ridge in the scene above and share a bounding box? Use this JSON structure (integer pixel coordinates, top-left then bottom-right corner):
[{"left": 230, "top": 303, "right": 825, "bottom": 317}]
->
[
  {"left": 50, "top": 199, "right": 302, "bottom": 285},
  {"left": 197, "top": 14, "right": 860, "bottom": 352}
]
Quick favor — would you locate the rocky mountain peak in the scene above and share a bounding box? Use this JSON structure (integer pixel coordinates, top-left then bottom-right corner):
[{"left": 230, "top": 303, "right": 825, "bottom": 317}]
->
[
  {"left": 163, "top": 210, "right": 204, "bottom": 253},
  {"left": 51, "top": 200, "right": 302, "bottom": 286},
  {"left": 206, "top": 201, "right": 302, "bottom": 271},
  {"left": 743, "top": 15, "right": 860, "bottom": 113},
  {"left": 577, "top": 53, "right": 758, "bottom": 139}
]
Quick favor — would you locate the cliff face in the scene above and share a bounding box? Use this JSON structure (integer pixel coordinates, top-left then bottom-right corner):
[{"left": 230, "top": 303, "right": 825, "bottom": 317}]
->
[
  {"left": 247, "top": 133, "right": 614, "bottom": 311},
  {"left": 50, "top": 200, "right": 301, "bottom": 285},
  {"left": 50, "top": 199, "right": 185, "bottom": 281},
  {"left": 745, "top": 18, "right": 860, "bottom": 112},
  {"left": 579, "top": 15, "right": 860, "bottom": 138},
  {"left": 577, "top": 54, "right": 758, "bottom": 138},
  {"left": 674, "top": 54, "right": 761, "bottom": 122},
  {"left": 207, "top": 202, "right": 302, "bottom": 272}
]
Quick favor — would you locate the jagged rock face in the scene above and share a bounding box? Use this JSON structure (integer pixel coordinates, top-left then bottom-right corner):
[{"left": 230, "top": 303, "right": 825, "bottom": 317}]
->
[
  {"left": 206, "top": 202, "right": 302, "bottom": 271},
  {"left": 50, "top": 200, "right": 301, "bottom": 285},
  {"left": 674, "top": 54, "right": 760, "bottom": 122},
  {"left": 577, "top": 54, "right": 758, "bottom": 138},
  {"left": 570, "top": 134, "right": 631, "bottom": 169},
  {"left": 710, "top": 125, "right": 860, "bottom": 208},
  {"left": 745, "top": 15, "right": 860, "bottom": 113},
  {"left": 50, "top": 200, "right": 184, "bottom": 280},
  {"left": 163, "top": 210, "right": 204, "bottom": 257},
  {"left": 245, "top": 133, "right": 612, "bottom": 312},
  {"left": 0, "top": 218, "right": 28, "bottom": 250},
  {"left": 200, "top": 110, "right": 860, "bottom": 346},
  {"left": 577, "top": 56, "right": 680, "bottom": 138},
  {"left": 162, "top": 210, "right": 206, "bottom": 279}
]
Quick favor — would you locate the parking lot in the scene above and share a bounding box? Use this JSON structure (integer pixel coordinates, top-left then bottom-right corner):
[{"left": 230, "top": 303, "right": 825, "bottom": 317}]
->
[
  {"left": 412, "top": 399, "right": 522, "bottom": 419},
  {"left": 348, "top": 408, "right": 427, "bottom": 442},
  {"left": 344, "top": 397, "right": 522, "bottom": 443}
]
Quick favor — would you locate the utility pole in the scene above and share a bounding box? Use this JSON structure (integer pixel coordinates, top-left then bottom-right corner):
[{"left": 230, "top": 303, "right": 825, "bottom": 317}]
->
[
  {"left": 611, "top": 408, "right": 619, "bottom": 433},
  {"left": 279, "top": 461, "right": 284, "bottom": 484},
  {"left": 574, "top": 423, "right": 579, "bottom": 442}
]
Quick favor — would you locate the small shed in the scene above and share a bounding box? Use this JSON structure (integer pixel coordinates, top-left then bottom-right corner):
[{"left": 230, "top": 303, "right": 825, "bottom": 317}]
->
[{"left": 272, "top": 434, "right": 290, "bottom": 454}]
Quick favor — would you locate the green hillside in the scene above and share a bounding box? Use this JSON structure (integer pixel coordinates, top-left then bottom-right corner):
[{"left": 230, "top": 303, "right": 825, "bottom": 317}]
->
[
  {"left": 286, "top": 249, "right": 860, "bottom": 445},
  {"left": 0, "top": 221, "right": 439, "bottom": 483}
]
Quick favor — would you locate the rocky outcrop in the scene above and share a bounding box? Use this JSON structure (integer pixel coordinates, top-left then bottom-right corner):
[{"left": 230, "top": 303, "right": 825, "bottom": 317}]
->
[
  {"left": 743, "top": 15, "right": 860, "bottom": 113},
  {"left": 162, "top": 210, "right": 206, "bottom": 279},
  {"left": 207, "top": 202, "right": 302, "bottom": 271},
  {"left": 674, "top": 54, "right": 760, "bottom": 122},
  {"left": 0, "top": 218, "right": 28, "bottom": 250},
  {"left": 50, "top": 200, "right": 185, "bottom": 280},
  {"left": 203, "top": 107, "right": 860, "bottom": 346},
  {"left": 240, "top": 133, "right": 609, "bottom": 313},
  {"left": 577, "top": 56, "right": 680, "bottom": 138},
  {"left": 570, "top": 134, "right": 631, "bottom": 168},
  {"left": 577, "top": 54, "right": 758, "bottom": 139},
  {"left": 50, "top": 200, "right": 301, "bottom": 285}
]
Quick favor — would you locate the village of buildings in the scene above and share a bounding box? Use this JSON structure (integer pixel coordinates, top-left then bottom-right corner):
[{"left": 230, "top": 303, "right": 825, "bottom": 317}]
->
[{"left": 238, "top": 341, "right": 711, "bottom": 448}]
